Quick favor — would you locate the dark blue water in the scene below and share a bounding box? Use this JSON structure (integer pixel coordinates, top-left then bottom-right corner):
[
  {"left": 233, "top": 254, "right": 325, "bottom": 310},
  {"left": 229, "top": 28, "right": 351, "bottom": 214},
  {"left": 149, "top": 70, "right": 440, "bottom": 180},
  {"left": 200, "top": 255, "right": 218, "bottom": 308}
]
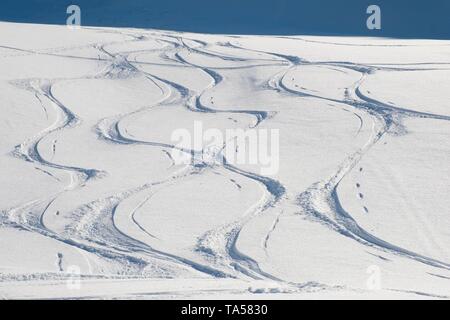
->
[{"left": 1, "top": 0, "right": 449, "bottom": 39}]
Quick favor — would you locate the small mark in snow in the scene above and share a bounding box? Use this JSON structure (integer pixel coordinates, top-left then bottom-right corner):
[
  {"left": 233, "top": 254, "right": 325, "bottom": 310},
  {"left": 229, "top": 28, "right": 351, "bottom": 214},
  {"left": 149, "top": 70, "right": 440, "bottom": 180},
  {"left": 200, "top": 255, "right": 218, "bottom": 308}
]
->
[
  {"left": 162, "top": 150, "right": 175, "bottom": 168},
  {"left": 34, "top": 167, "right": 60, "bottom": 182},
  {"left": 356, "top": 183, "right": 361, "bottom": 188},
  {"left": 367, "top": 251, "right": 391, "bottom": 262},
  {"left": 56, "top": 253, "right": 64, "bottom": 272},
  {"left": 359, "top": 167, "right": 363, "bottom": 172},
  {"left": 359, "top": 193, "right": 364, "bottom": 199},
  {"left": 428, "top": 273, "right": 450, "bottom": 280},
  {"left": 229, "top": 179, "right": 241, "bottom": 189},
  {"left": 363, "top": 206, "right": 369, "bottom": 213},
  {"left": 263, "top": 211, "right": 283, "bottom": 252},
  {"left": 52, "top": 139, "right": 57, "bottom": 156},
  {"left": 124, "top": 128, "right": 135, "bottom": 137}
]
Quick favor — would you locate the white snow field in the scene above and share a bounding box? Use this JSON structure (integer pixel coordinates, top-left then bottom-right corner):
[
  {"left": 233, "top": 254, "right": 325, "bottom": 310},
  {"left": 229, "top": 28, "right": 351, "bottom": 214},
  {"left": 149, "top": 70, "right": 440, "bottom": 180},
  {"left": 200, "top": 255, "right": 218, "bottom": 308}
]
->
[{"left": 1, "top": 22, "right": 450, "bottom": 299}]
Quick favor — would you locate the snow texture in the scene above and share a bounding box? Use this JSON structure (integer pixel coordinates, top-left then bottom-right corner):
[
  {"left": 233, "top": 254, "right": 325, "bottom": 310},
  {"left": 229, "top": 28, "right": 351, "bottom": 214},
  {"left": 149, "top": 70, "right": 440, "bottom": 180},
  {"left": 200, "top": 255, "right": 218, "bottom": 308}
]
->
[{"left": 0, "top": 22, "right": 449, "bottom": 299}]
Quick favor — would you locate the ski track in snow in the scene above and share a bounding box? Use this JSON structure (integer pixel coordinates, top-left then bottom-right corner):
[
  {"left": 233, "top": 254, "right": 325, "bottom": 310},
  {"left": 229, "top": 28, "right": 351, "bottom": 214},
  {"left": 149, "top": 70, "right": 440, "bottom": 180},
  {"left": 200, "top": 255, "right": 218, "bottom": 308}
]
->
[{"left": 1, "top": 24, "right": 450, "bottom": 298}]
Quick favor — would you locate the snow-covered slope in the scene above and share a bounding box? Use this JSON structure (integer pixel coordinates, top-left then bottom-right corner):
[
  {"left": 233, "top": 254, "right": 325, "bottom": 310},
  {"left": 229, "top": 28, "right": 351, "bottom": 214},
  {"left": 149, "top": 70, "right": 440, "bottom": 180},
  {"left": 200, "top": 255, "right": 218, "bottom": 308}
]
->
[{"left": 0, "top": 22, "right": 450, "bottom": 299}]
